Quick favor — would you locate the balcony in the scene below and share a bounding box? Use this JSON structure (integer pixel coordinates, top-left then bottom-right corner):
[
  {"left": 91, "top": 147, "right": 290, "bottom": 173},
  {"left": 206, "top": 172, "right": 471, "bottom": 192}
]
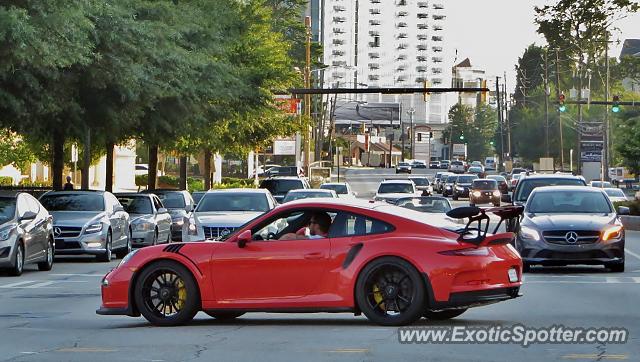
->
[
  {"left": 332, "top": 39, "right": 344, "bottom": 45},
  {"left": 432, "top": 36, "right": 443, "bottom": 41},
  {"left": 368, "top": 52, "right": 380, "bottom": 58},
  {"left": 396, "top": 76, "right": 406, "bottom": 82},
  {"left": 433, "top": 25, "right": 443, "bottom": 31},
  {"left": 369, "top": 20, "right": 381, "bottom": 26},
  {"left": 370, "top": 8, "right": 381, "bottom": 15},
  {"left": 371, "top": 0, "right": 381, "bottom": 3},
  {"left": 333, "top": 28, "right": 345, "bottom": 34},
  {"left": 332, "top": 60, "right": 347, "bottom": 67},
  {"left": 417, "top": 23, "right": 428, "bottom": 29},
  {"left": 369, "top": 42, "right": 380, "bottom": 48},
  {"left": 396, "top": 11, "right": 408, "bottom": 17},
  {"left": 433, "top": 3, "right": 445, "bottom": 9},
  {"left": 332, "top": 50, "right": 345, "bottom": 56},
  {"left": 432, "top": 78, "right": 443, "bottom": 84},
  {"left": 416, "top": 66, "right": 427, "bottom": 73},
  {"left": 416, "top": 56, "right": 427, "bottom": 62},
  {"left": 369, "top": 74, "right": 380, "bottom": 81},
  {"left": 415, "top": 77, "right": 426, "bottom": 83},
  {"left": 432, "top": 57, "right": 443, "bottom": 63},
  {"left": 417, "top": 44, "right": 428, "bottom": 51},
  {"left": 368, "top": 63, "right": 380, "bottom": 70},
  {"left": 417, "top": 13, "right": 428, "bottom": 19},
  {"left": 397, "top": 54, "right": 407, "bottom": 61},
  {"left": 433, "top": 15, "right": 446, "bottom": 20},
  {"left": 369, "top": 30, "right": 380, "bottom": 36},
  {"left": 432, "top": 46, "right": 443, "bottom": 52},
  {"left": 333, "top": 5, "right": 346, "bottom": 11},
  {"left": 432, "top": 67, "right": 443, "bottom": 74},
  {"left": 397, "top": 33, "right": 408, "bottom": 39},
  {"left": 418, "top": 2, "right": 428, "bottom": 8},
  {"left": 397, "top": 43, "right": 408, "bottom": 50},
  {"left": 396, "top": 0, "right": 407, "bottom": 5},
  {"left": 332, "top": 72, "right": 346, "bottom": 79},
  {"left": 417, "top": 34, "right": 428, "bottom": 40},
  {"left": 396, "top": 22, "right": 408, "bottom": 28},
  {"left": 333, "top": 16, "right": 346, "bottom": 23}
]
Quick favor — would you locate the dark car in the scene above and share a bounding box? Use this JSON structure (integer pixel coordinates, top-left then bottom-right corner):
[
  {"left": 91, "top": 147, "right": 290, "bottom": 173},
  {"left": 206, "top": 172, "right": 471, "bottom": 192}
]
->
[
  {"left": 516, "top": 186, "right": 627, "bottom": 272},
  {"left": 442, "top": 174, "right": 458, "bottom": 197},
  {"left": 141, "top": 189, "right": 195, "bottom": 242},
  {"left": 0, "top": 192, "right": 54, "bottom": 276},
  {"left": 452, "top": 174, "right": 479, "bottom": 200},
  {"left": 487, "top": 175, "right": 509, "bottom": 194},
  {"left": 507, "top": 174, "right": 587, "bottom": 206},
  {"left": 434, "top": 172, "right": 452, "bottom": 194},
  {"left": 259, "top": 177, "right": 310, "bottom": 204},
  {"left": 263, "top": 166, "right": 303, "bottom": 178},
  {"left": 469, "top": 179, "right": 501, "bottom": 206}
]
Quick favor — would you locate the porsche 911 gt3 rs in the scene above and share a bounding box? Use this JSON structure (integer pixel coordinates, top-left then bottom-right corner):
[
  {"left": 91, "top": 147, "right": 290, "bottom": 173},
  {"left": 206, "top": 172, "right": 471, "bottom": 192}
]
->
[{"left": 97, "top": 199, "right": 523, "bottom": 326}]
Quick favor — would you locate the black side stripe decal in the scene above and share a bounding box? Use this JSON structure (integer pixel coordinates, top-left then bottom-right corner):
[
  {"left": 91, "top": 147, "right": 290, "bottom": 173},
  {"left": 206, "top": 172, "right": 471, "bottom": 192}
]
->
[
  {"left": 163, "top": 244, "right": 185, "bottom": 253},
  {"left": 342, "top": 243, "right": 363, "bottom": 269}
]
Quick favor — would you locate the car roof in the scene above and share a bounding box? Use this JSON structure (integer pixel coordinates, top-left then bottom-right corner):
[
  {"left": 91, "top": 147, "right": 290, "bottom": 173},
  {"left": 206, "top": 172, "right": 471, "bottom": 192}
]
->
[
  {"left": 142, "top": 189, "right": 185, "bottom": 193},
  {"left": 0, "top": 190, "right": 23, "bottom": 198},
  {"left": 380, "top": 179, "right": 414, "bottom": 184},
  {"left": 322, "top": 182, "right": 348, "bottom": 186},
  {"left": 287, "top": 188, "right": 333, "bottom": 193},
  {"left": 204, "top": 188, "right": 268, "bottom": 194},
  {"left": 115, "top": 193, "right": 151, "bottom": 197},
  {"left": 531, "top": 186, "right": 603, "bottom": 194},
  {"left": 521, "top": 174, "right": 583, "bottom": 180},
  {"left": 43, "top": 190, "right": 105, "bottom": 195},
  {"left": 264, "top": 176, "right": 302, "bottom": 180}
]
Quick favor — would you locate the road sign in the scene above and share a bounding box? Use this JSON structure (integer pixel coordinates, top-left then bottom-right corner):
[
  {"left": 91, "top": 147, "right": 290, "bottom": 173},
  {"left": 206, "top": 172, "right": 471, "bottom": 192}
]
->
[{"left": 71, "top": 144, "right": 78, "bottom": 163}]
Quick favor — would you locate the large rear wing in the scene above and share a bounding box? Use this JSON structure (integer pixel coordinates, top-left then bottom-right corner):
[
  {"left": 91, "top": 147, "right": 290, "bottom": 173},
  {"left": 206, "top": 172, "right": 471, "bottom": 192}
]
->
[{"left": 445, "top": 205, "right": 524, "bottom": 245}]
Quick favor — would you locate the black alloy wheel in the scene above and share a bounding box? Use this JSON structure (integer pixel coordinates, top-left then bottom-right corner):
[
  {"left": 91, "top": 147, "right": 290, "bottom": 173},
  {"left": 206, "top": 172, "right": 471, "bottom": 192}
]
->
[
  {"left": 135, "top": 260, "right": 199, "bottom": 326},
  {"left": 356, "top": 257, "right": 425, "bottom": 326}
]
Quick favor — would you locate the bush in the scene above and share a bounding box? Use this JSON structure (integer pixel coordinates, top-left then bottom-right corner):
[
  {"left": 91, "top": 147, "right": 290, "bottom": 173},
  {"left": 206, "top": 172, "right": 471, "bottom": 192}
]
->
[
  {"left": 613, "top": 200, "right": 640, "bottom": 216},
  {"left": 0, "top": 176, "right": 13, "bottom": 186},
  {"left": 221, "top": 177, "right": 254, "bottom": 187},
  {"left": 157, "top": 175, "right": 179, "bottom": 188},
  {"left": 135, "top": 174, "right": 148, "bottom": 187},
  {"left": 18, "top": 179, "right": 52, "bottom": 188},
  {"left": 188, "top": 177, "right": 204, "bottom": 191}
]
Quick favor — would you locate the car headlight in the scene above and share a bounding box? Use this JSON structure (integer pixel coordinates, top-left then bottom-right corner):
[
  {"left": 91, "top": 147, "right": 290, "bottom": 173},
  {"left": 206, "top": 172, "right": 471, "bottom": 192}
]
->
[
  {"left": 445, "top": 185, "right": 452, "bottom": 189},
  {"left": 187, "top": 218, "right": 198, "bottom": 235},
  {"left": 0, "top": 227, "right": 14, "bottom": 241},
  {"left": 132, "top": 221, "right": 153, "bottom": 232},
  {"left": 602, "top": 225, "right": 623, "bottom": 241},
  {"left": 173, "top": 218, "right": 184, "bottom": 226},
  {"left": 84, "top": 223, "right": 103, "bottom": 234},
  {"left": 117, "top": 249, "right": 140, "bottom": 268},
  {"left": 493, "top": 190, "right": 501, "bottom": 197},
  {"left": 519, "top": 226, "right": 540, "bottom": 241},
  {"left": 472, "top": 191, "right": 481, "bottom": 197},
  {"left": 456, "top": 186, "right": 464, "bottom": 191}
]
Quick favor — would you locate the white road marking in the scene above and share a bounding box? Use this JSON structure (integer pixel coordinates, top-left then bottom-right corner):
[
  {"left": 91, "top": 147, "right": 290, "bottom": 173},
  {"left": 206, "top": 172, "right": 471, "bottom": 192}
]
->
[
  {"left": 51, "top": 274, "right": 105, "bottom": 277},
  {"left": 0, "top": 281, "right": 36, "bottom": 288},
  {"left": 25, "top": 281, "right": 56, "bottom": 288},
  {"left": 625, "top": 248, "right": 640, "bottom": 261}
]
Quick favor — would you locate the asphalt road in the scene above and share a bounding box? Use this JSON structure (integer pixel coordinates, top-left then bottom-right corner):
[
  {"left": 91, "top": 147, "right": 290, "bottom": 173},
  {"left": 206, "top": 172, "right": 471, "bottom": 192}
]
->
[{"left": 0, "top": 167, "right": 639, "bottom": 361}]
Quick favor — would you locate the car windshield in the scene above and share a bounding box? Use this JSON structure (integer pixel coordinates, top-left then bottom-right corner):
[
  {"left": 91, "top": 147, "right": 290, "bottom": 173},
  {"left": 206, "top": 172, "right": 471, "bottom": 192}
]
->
[
  {"left": 409, "top": 178, "right": 429, "bottom": 186},
  {"left": 514, "top": 178, "right": 586, "bottom": 202},
  {"left": 260, "top": 179, "right": 303, "bottom": 194},
  {"left": 604, "top": 188, "right": 626, "bottom": 197},
  {"left": 469, "top": 167, "right": 482, "bottom": 172},
  {"left": 154, "top": 192, "right": 186, "bottom": 209},
  {"left": 473, "top": 180, "right": 497, "bottom": 190},
  {"left": 378, "top": 183, "right": 413, "bottom": 194},
  {"left": 40, "top": 193, "right": 105, "bottom": 212},
  {"left": 283, "top": 191, "right": 334, "bottom": 203},
  {"left": 592, "top": 181, "right": 612, "bottom": 188},
  {"left": 528, "top": 191, "right": 612, "bottom": 214},
  {"left": 197, "top": 193, "right": 269, "bottom": 212},
  {"left": 396, "top": 197, "right": 451, "bottom": 213},
  {"left": 117, "top": 196, "right": 153, "bottom": 214},
  {"left": 451, "top": 161, "right": 463, "bottom": 166},
  {"left": 320, "top": 184, "right": 348, "bottom": 194},
  {"left": 399, "top": 162, "right": 410, "bottom": 166},
  {"left": 457, "top": 176, "right": 477, "bottom": 183},
  {"left": 488, "top": 176, "right": 506, "bottom": 183},
  {"left": 0, "top": 197, "right": 16, "bottom": 224},
  {"left": 192, "top": 192, "right": 206, "bottom": 204},
  {"left": 446, "top": 176, "right": 458, "bottom": 183}
]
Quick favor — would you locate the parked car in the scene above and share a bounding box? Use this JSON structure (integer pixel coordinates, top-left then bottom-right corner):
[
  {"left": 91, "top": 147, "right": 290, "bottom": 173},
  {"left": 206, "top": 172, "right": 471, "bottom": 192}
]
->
[
  {"left": 448, "top": 160, "right": 467, "bottom": 174},
  {"left": 115, "top": 193, "right": 172, "bottom": 247},
  {"left": 98, "top": 199, "right": 522, "bottom": 326},
  {"left": 40, "top": 191, "right": 131, "bottom": 262},
  {"left": 394, "top": 196, "right": 452, "bottom": 214},
  {"left": 408, "top": 176, "right": 433, "bottom": 196},
  {"left": 442, "top": 175, "right": 459, "bottom": 197},
  {"left": 141, "top": 189, "right": 195, "bottom": 242},
  {"left": 440, "top": 160, "right": 451, "bottom": 169},
  {"left": 263, "top": 166, "right": 303, "bottom": 178},
  {"left": 411, "top": 160, "right": 427, "bottom": 169},
  {"left": 487, "top": 175, "right": 509, "bottom": 194},
  {"left": 469, "top": 179, "right": 501, "bottom": 207},
  {"left": 395, "top": 162, "right": 412, "bottom": 174},
  {"left": 516, "top": 186, "right": 627, "bottom": 272},
  {"left": 452, "top": 174, "right": 479, "bottom": 201},
  {"left": 374, "top": 179, "right": 418, "bottom": 203},
  {"left": 589, "top": 181, "right": 613, "bottom": 188},
  {"left": 320, "top": 182, "right": 357, "bottom": 198},
  {"left": 0, "top": 191, "right": 54, "bottom": 276},
  {"left": 185, "top": 189, "right": 276, "bottom": 242},
  {"left": 259, "top": 177, "right": 310, "bottom": 204},
  {"left": 283, "top": 189, "right": 338, "bottom": 203},
  {"left": 429, "top": 160, "right": 441, "bottom": 169},
  {"left": 603, "top": 188, "right": 628, "bottom": 203}
]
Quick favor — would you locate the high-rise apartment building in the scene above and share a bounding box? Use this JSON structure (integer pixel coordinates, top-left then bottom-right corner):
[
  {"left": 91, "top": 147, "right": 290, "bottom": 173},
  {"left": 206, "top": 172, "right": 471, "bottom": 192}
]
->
[{"left": 321, "top": 0, "right": 448, "bottom": 124}]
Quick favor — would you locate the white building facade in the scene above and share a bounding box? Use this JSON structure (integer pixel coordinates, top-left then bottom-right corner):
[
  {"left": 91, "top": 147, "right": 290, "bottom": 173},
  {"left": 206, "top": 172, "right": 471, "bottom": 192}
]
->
[{"left": 321, "top": 0, "right": 448, "bottom": 124}]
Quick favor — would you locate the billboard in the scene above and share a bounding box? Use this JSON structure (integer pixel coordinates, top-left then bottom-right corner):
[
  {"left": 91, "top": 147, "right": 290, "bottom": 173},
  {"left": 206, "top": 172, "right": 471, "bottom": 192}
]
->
[
  {"left": 452, "top": 144, "right": 467, "bottom": 157},
  {"left": 580, "top": 141, "right": 603, "bottom": 162},
  {"left": 273, "top": 140, "right": 296, "bottom": 155}
]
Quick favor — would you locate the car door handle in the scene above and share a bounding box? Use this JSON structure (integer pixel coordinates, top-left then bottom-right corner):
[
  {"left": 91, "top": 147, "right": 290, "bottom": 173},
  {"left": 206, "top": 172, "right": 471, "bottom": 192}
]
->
[{"left": 304, "top": 252, "right": 324, "bottom": 260}]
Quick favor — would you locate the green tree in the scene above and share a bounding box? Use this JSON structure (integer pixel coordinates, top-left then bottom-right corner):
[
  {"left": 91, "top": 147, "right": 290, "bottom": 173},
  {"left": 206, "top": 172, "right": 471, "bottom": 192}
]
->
[
  {"left": 615, "top": 108, "right": 640, "bottom": 175},
  {"left": 467, "top": 104, "right": 498, "bottom": 161},
  {"left": 0, "top": 130, "right": 36, "bottom": 168}
]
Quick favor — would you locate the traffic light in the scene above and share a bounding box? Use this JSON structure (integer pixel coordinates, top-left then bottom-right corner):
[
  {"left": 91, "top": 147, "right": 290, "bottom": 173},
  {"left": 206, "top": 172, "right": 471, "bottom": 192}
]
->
[
  {"left": 558, "top": 93, "right": 566, "bottom": 112},
  {"left": 489, "top": 141, "right": 494, "bottom": 146},
  {"left": 612, "top": 95, "right": 621, "bottom": 113},
  {"left": 459, "top": 134, "right": 465, "bottom": 141}
]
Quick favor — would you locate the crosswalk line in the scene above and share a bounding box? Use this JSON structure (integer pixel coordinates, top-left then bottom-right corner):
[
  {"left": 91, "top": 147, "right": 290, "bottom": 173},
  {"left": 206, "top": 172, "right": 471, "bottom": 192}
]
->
[
  {"left": 0, "top": 281, "right": 36, "bottom": 288},
  {"left": 24, "top": 281, "right": 57, "bottom": 288}
]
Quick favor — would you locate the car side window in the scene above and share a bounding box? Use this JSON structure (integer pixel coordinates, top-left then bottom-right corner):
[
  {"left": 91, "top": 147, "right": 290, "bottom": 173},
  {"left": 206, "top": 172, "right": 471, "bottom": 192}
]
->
[
  {"left": 105, "top": 193, "right": 121, "bottom": 212},
  {"left": 329, "top": 212, "right": 393, "bottom": 238},
  {"left": 25, "top": 195, "right": 41, "bottom": 214},
  {"left": 16, "top": 195, "right": 30, "bottom": 217},
  {"left": 153, "top": 196, "right": 163, "bottom": 211}
]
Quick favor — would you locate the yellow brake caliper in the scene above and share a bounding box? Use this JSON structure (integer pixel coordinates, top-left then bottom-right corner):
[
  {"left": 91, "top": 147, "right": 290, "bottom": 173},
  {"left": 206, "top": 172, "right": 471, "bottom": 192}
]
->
[
  {"left": 372, "top": 285, "right": 384, "bottom": 311},
  {"left": 176, "top": 278, "right": 186, "bottom": 310}
]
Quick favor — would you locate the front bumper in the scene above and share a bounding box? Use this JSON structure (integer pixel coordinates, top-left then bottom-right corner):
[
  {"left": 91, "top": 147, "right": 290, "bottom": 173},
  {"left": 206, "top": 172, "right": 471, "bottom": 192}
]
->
[
  {"left": 517, "top": 235, "right": 625, "bottom": 265},
  {"left": 454, "top": 188, "right": 470, "bottom": 197},
  {"left": 470, "top": 194, "right": 501, "bottom": 204},
  {"left": 170, "top": 222, "right": 183, "bottom": 241},
  {"left": 131, "top": 230, "right": 155, "bottom": 247},
  {"left": 396, "top": 168, "right": 411, "bottom": 173},
  {"left": 0, "top": 236, "right": 18, "bottom": 268},
  {"left": 55, "top": 231, "right": 108, "bottom": 256}
]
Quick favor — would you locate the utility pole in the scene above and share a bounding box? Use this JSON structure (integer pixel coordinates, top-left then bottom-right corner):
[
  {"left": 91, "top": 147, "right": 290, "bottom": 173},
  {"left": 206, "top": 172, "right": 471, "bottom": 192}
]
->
[
  {"left": 544, "top": 49, "right": 550, "bottom": 157},
  {"left": 495, "top": 76, "right": 504, "bottom": 170},
  {"left": 577, "top": 56, "right": 584, "bottom": 174},
  {"left": 555, "top": 49, "right": 565, "bottom": 169},
  {"left": 303, "top": 16, "right": 312, "bottom": 172},
  {"left": 503, "top": 73, "right": 512, "bottom": 161},
  {"left": 604, "top": 41, "right": 610, "bottom": 180},
  {"left": 82, "top": 128, "right": 90, "bottom": 190},
  {"left": 388, "top": 108, "right": 393, "bottom": 168},
  {"left": 407, "top": 108, "right": 415, "bottom": 159}
]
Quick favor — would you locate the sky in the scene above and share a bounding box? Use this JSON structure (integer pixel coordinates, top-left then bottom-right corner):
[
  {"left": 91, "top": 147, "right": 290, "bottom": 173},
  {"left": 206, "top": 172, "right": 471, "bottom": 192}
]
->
[{"left": 443, "top": 0, "right": 640, "bottom": 90}]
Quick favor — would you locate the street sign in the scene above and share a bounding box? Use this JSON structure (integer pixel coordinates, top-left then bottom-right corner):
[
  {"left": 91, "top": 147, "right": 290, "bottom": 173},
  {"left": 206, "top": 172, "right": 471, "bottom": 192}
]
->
[
  {"left": 580, "top": 141, "right": 603, "bottom": 162},
  {"left": 71, "top": 144, "right": 78, "bottom": 163}
]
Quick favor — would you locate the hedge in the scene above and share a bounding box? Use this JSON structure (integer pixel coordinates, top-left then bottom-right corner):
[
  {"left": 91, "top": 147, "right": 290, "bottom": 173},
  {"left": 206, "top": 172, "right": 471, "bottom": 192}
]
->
[{"left": 0, "top": 176, "right": 13, "bottom": 186}]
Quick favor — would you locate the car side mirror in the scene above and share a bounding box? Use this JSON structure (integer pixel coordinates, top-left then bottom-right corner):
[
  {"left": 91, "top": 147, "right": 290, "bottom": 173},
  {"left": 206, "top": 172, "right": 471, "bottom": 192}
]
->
[
  {"left": 617, "top": 206, "right": 630, "bottom": 216},
  {"left": 157, "top": 207, "right": 168, "bottom": 214},
  {"left": 237, "top": 230, "right": 253, "bottom": 248},
  {"left": 501, "top": 194, "right": 512, "bottom": 204},
  {"left": 185, "top": 204, "right": 194, "bottom": 212},
  {"left": 19, "top": 211, "right": 37, "bottom": 221},
  {"left": 115, "top": 205, "right": 125, "bottom": 212}
]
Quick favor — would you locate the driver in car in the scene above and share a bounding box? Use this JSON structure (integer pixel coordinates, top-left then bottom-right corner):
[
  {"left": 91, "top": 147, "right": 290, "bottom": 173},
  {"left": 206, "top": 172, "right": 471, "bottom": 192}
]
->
[{"left": 280, "top": 211, "right": 331, "bottom": 240}]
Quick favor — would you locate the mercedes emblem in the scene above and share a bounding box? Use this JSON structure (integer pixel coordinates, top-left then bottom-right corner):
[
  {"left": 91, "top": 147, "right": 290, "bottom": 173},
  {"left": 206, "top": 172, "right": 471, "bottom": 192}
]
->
[
  {"left": 565, "top": 231, "right": 578, "bottom": 244},
  {"left": 54, "top": 227, "right": 62, "bottom": 237}
]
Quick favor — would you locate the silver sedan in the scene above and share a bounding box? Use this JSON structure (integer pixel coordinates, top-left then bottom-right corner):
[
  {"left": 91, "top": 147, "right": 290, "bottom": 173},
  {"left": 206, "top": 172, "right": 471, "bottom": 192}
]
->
[{"left": 116, "top": 193, "right": 172, "bottom": 247}]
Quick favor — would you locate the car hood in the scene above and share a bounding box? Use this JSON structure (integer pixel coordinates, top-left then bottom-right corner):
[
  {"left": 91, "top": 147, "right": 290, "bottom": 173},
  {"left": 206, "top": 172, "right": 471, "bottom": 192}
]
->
[
  {"left": 129, "top": 213, "right": 154, "bottom": 223},
  {"left": 525, "top": 213, "right": 617, "bottom": 230},
  {"left": 167, "top": 209, "right": 188, "bottom": 219},
  {"left": 194, "top": 211, "right": 264, "bottom": 227},
  {"left": 50, "top": 211, "right": 105, "bottom": 226}
]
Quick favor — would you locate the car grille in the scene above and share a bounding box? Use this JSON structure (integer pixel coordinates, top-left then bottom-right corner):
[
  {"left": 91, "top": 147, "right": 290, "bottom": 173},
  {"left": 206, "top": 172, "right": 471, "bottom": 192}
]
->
[
  {"left": 54, "top": 226, "right": 83, "bottom": 238},
  {"left": 543, "top": 230, "right": 600, "bottom": 245},
  {"left": 203, "top": 226, "right": 237, "bottom": 240},
  {"left": 55, "top": 240, "right": 82, "bottom": 249}
]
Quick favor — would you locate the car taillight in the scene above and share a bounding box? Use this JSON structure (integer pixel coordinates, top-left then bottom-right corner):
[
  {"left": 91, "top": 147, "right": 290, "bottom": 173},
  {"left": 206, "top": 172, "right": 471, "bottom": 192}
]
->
[{"left": 439, "top": 247, "right": 490, "bottom": 256}]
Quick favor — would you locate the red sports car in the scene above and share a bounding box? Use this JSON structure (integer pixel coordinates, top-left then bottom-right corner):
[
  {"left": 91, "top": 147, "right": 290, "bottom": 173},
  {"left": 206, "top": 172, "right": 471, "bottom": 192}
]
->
[{"left": 97, "top": 199, "right": 523, "bottom": 326}]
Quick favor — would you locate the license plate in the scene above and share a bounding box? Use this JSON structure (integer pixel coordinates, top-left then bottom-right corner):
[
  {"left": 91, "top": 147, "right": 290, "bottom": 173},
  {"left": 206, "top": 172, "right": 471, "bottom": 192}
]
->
[{"left": 508, "top": 268, "right": 519, "bottom": 283}]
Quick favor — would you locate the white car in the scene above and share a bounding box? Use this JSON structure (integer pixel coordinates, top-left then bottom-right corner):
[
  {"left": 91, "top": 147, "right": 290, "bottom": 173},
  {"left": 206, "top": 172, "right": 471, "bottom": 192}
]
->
[
  {"left": 320, "top": 182, "right": 357, "bottom": 198},
  {"left": 185, "top": 189, "right": 277, "bottom": 242},
  {"left": 603, "top": 188, "right": 628, "bottom": 203},
  {"left": 282, "top": 189, "right": 338, "bottom": 203},
  {"left": 374, "top": 179, "right": 419, "bottom": 203},
  {"left": 589, "top": 181, "right": 613, "bottom": 188},
  {"left": 448, "top": 160, "right": 467, "bottom": 174}
]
